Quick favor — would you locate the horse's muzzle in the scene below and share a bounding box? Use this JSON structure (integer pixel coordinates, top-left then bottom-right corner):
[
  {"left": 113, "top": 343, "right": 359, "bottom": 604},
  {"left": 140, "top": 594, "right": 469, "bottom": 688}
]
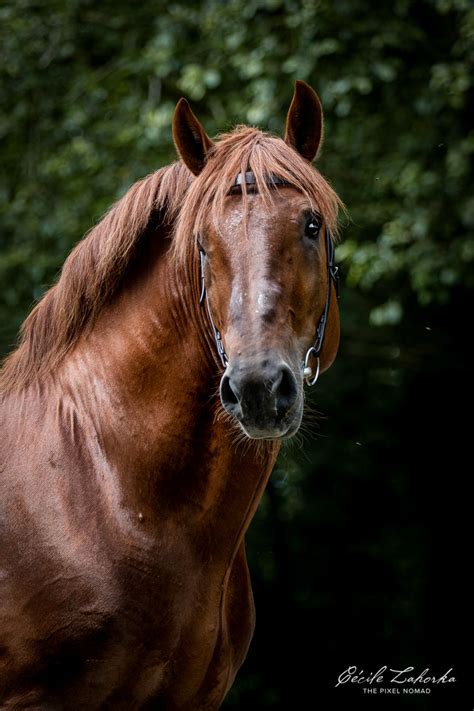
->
[{"left": 219, "top": 360, "right": 302, "bottom": 439}]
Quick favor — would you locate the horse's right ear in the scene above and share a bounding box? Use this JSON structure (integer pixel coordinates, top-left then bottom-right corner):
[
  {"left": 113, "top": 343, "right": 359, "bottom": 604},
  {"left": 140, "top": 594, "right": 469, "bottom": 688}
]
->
[{"left": 172, "top": 98, "right": 214, "bottom": 176}]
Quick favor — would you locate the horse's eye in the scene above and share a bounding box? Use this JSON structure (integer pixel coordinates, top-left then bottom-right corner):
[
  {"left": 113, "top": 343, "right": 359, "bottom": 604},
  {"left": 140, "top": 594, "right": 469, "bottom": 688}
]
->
[{"left": 304, "top": 215, "right": 322, "bottom": 240}]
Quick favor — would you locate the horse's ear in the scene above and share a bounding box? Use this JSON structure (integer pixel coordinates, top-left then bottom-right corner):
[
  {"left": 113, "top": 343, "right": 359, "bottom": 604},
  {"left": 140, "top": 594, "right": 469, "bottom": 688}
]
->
[
  {"left": 284, "top": 80, "right": 323, "bottom": 162},
  {"left": 172, "top": 98, "right": 214, "bottom": 176}
]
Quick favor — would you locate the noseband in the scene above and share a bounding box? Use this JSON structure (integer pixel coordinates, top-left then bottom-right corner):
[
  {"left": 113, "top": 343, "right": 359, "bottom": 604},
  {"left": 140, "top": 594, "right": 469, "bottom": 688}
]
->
[{"left": 198, "top": 171, "right": 340, "bottom": 386}]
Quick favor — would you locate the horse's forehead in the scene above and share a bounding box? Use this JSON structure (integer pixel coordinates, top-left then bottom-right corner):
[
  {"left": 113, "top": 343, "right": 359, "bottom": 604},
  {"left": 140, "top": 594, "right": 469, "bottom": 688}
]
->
[{"left": 219, "top": 191, "right": 311, "bottom": 236}]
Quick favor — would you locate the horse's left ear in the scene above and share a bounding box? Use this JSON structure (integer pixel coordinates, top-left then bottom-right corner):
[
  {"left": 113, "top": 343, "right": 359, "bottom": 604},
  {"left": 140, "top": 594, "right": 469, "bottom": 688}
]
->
[
  {"left": 172, "top": 98, "right": 214, "bottom": 175},
  {"left": 284, "top": 80, "right": 324, "bottom": 162}
]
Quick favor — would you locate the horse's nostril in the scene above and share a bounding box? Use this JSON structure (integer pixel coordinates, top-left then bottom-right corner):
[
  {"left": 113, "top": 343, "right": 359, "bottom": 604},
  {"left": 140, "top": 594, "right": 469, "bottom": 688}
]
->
[
  {"left": 275, "top": 366, "right": 298, "bottom": 414},
  {"left": 220, "top": 374, "right": 244, "bottom": 420},
  {"left": 220, "top": 374, "right": 240, "bottom": 409}
]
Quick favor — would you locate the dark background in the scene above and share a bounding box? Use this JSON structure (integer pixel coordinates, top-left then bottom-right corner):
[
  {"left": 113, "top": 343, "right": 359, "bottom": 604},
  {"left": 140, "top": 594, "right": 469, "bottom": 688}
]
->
[{"left": 1, "top": 1, "right": 472, "bottom": 708}]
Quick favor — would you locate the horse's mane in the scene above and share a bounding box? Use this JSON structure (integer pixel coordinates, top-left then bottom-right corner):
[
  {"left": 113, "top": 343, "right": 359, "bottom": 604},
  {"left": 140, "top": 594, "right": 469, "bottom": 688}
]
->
[
  {"left": 1, "top": 125, "right": 344, "bottom": 394},
  {"left": 0, "top": 161, "right": 192, "bottom": 393},
  {"left": 173, "top": 125, "right": 344, "bottom": 262}
]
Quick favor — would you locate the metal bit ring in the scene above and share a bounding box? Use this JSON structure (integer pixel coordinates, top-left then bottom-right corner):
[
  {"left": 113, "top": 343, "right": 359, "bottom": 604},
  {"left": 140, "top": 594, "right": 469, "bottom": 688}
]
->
[{"left": 303, "top": 347, "right": 321, "bottom": 387}]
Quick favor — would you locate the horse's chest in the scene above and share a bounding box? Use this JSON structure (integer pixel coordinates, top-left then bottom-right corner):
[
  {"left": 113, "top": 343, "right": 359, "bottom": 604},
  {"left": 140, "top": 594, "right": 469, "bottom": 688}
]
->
[
  {"left": 93, "top": 545, "right": 254, "bottom": 709},
  {"left": 111, "top": 544, "right": 255, "bottom": 708}
]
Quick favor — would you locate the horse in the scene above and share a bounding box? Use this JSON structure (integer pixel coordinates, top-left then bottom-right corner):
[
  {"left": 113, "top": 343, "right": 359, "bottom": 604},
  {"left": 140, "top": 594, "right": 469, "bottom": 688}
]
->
[{"left": 0, "top": 81, "right": 343, "bottom": 709}]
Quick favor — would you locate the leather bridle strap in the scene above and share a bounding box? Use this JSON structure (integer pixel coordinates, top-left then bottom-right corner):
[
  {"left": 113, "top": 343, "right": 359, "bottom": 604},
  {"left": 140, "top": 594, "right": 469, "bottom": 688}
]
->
[
  {"left": 303, "top": 224, "right": 339, "bottom": 385},
  {"left": 199, "top": 248, "right": 228, "bottom": 367},
  {"left": 232, "top": 171, "right": 290, "bottom": 189},
  {"left": 198, "top": 171, "right": 340, "bottom": 384}
]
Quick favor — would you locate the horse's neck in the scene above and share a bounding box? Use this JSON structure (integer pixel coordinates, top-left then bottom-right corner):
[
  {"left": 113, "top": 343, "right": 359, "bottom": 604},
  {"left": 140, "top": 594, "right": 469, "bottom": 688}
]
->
[{"left": 61, "top": 234, "right": 279, "bottom": 562}]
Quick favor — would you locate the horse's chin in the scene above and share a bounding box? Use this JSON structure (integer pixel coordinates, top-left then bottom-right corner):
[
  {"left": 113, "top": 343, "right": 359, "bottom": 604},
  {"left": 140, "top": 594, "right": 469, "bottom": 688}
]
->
[{"left": 237, "top": 402, "right": 304, "bottom": 441}]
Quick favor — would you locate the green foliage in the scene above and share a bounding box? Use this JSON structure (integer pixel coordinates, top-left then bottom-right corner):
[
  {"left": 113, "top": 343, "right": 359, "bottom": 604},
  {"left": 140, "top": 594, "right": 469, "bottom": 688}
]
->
[{"left": 1, "top": 0, "right": 473, "bottom": 344}]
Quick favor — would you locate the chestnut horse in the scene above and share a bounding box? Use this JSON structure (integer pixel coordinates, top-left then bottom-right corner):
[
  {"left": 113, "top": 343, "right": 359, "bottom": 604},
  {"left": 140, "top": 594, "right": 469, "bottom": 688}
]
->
[{"left": 0, "top": 81, "right": 343, "bottom": 709}]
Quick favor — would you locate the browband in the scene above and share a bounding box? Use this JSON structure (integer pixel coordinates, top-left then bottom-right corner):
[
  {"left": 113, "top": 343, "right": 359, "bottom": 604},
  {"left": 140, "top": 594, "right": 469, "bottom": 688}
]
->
[{"left": 233, "top": 171, "right": 292, "bottom": 188}]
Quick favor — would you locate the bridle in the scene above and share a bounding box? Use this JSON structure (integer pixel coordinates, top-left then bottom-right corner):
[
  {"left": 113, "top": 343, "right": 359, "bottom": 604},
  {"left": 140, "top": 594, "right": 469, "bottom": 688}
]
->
[{"left": 198, "top": 171, "right": 340, "bottom": 386}]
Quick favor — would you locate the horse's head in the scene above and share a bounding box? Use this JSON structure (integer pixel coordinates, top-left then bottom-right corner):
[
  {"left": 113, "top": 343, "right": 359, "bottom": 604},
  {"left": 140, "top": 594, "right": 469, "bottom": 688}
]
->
[{"left": 173, "top": 81, "right": 343, "bottom": 440}]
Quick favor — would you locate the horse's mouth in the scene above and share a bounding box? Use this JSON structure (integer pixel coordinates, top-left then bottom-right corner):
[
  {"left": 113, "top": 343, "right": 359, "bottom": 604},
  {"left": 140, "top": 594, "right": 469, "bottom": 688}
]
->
[{"left": 234, "top": 398, "right": 304, "bottom": 441}]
